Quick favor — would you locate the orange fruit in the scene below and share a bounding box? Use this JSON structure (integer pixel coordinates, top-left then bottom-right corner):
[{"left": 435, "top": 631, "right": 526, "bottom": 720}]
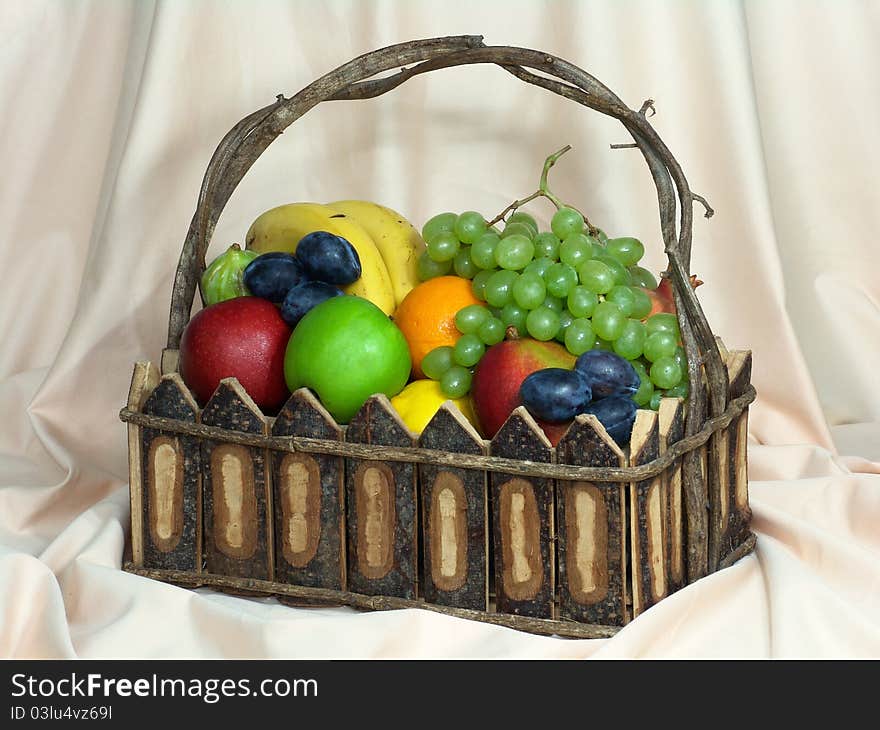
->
[{"left": 393, "top": 276, "right": 482, "bottom": 378}]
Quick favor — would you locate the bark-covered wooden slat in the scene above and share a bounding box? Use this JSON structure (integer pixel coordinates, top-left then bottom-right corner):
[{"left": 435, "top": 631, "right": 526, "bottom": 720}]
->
[
  {"left": 140, "top": 373, "right": 201, "bottom": 571},
  {"left": 272, "top": 388, "right": 345, "bottom": 590},
  {"left": 724, "top": 351, "right": 754, "bottom": 559},
  {"left": 629, "top": 409, "right": 665, "bottom": 618},
  {"left": 683, "top": 370, "right": 710, "bottom": 582},
  {"left": 490, "top": 407, "right": 555, "bottom": 619},
  {"left": 658, "top": 397, "right": 686, "bottom": 593},
  {"left": 127, "top": 361, "right": 161, "bottom": 567},
  {"left": 345, "top": 395, "right": 418, "bottom": 599},
  {"left": 200, "top": 378, "right": 271, "bottom": 580},
  {"left": 555, "top": 414, "right": 628, "bottom": 625},
  {"left": 418, "top": 403, "right": 488, "bottom": 611}
]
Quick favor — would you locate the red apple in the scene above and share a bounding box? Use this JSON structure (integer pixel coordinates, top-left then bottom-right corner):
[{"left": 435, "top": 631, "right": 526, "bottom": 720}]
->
[
  {"left": 642, "top": 274, "right": 703, "bottom": 318},
  {"left": 179, "top": 297, "right": 292, "bottom": 410},
  {"left": 471, "top": 338, "right": 576, "bottom": 446}
]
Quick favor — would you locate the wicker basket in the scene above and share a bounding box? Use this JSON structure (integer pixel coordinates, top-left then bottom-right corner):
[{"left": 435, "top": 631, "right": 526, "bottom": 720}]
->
[{"left": 120, "top": 36, "right": 756, "bottom": 639}]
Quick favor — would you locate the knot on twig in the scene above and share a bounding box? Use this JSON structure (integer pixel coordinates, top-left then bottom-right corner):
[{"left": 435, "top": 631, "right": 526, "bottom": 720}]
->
[
  {"left": 692, "top": 193, "right": 715, "bottom": 219},
  {"left": 639, "top": 99, "right": 656, "bottom": 117},
  {"left": 275, "top": 93, "right": 287, "bottom": 103}
]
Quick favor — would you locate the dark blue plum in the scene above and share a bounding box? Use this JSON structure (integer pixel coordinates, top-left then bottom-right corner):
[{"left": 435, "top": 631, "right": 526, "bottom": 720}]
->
[
  {"left": 243, "top": 252, "right": 309, "bottom": 303},
  {"left": 295, "top": 231, "right": 361, "bottom": 285},
  {"left": 574, "top": 350, "right": 640, "bottom": 399},
  {"left": 519, "top": 368, "right": 593, "bottom": 423},
  {"left": 582, "top": 396, "right": 638, "bottom": 446},
  {"left": 281, "top": 281, "right": 345, "bottom": 327}
]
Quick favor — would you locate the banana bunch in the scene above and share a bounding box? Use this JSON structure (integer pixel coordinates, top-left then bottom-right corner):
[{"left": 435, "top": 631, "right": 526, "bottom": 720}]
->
[{"left": 245, "top": 200, "right": 425, "bottom": 316}]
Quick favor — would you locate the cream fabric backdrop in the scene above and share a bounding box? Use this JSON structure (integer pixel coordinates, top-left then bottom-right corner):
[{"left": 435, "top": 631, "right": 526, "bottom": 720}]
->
[{"left": 1, "top": 0, "right": 878, "bottom": 658}]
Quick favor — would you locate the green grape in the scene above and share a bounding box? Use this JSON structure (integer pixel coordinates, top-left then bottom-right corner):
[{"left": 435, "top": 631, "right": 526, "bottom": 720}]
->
[
  {"left": 418, "top": 251, "right": 452, "bottom": 280},
  {"left": 606, "top": 237, "right": 645, "bottom": 267},
  {"left": 564, "top": 318, "right": 596, "bottom": 356},
  {"left": 644, "top": 331, "right": 679, "bottom": 363},
  {"left": 471, "top": 268, "right": 496, "bottom": 301},
  {"left": 495, "top": 234, "right": 535, "bottom": 271},
  {"left": 629, "top": 265, "right": 659, "bottom": 290},
  {"left": 567, "top": 286, "right": 598, "bottom": 318},
  {"left": 471, "top": 232, "right": 501, "bottom": 270},
  {"left": 502, "top": 222, "right": 536, "bottom": 240},
  {"left": 441, "top": 366, "right": 473, "bottom": 398},
  {"left": 542, "top": 294, "right": 564, "bottom": 312},
  {"left": 453, "top": 246, "right": 478, "bottom": 279},
  {"left": 592, "top": 301, "right": 626, "bottom": 341},
  {"left": 650, "top": 356, "right": 683, "bottom": 389},
  {"left": 453, "top": 333, "right": 485, "bottom": 367},
  {"left": 606, "top": 285, "right": 637, "bottom": 317},
  {"left": 646, "top": 312, "right": 680, "bottom": 338},
  {"left": 533, "top": 232, "right": 560, "bottom": 260},
  {"left": 559, "top": 233, "right": 592, "bottom": 269},
  {"left": 526, "top": 306, "right": 561, "bottom": 341},
  {"left": 555, "top": 310, "right": 574, "bottom": 343},
  {"left": 630, "top": 286, "right": 653, "bottom": 319},
  {"left": 512, "top": 272, "right": 547, "bottom": 310},
  {"left": 665, "top": 378, "right": 689, "bottom": 399},
  {"left": 524, "top": 256, "right": 554, "bottom": 278},
  {"left": 673, "top": 346, "right": 688, "bottom": 372},
  {"left": 551, "top": 207, "right": 585, "bottom": 240},
  {"left": 507, "top": 211, "right": 539, "bottom": 237},
  {"left": 612, "top": 319, "right": 647, "bottom": 360},
  {"left": 649, "top": 390, "right": 664, "bottom": 411},
  {"left": 484, "top": 269, "right": 519, "bottom": 308},
  {"left": 500, "top": 302, "right": 528, "bottom": 335},
  {"left": 544, "top": 262, "right": 578, "bottom": 298},
  {"left": 422, "top": 346, "right": 455, "bottom": 380},
  {"left": 633, "top": 375, "right": 654, "bottom": 407},
  {"left": 595, "top": 253, "right": 632, "bottom": 286},
  {"left": 591, "top": 242, "right": 606, "bottom": 259},
  {"left": 595, "top": 338, "right": 614, "bottom": 351},
  {"left": 426, "top": 231, "right": 460, "bottom": 262},
  {"left": 595, "top": 228, "right": 610, "bottom": 244},
  {"left": 578, "top": 260, "right": 615, "bottom": 294},
  {"left": 422, "top": 212, "right": 457, "bottom": 242},
  {"left": 455, "top": 304, "right": 490, "bottom": 334},
  {"left": 478, "top": 316, "right": 505, "bottom": 346},
  {"left": 454, "top": 211, "right": 488, "bottom": 245}
]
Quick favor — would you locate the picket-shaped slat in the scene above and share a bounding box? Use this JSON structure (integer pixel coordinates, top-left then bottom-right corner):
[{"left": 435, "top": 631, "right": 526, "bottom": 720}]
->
[
  {"left": 127, "top": 361, "right": 160, "bottom": 567},
  {"left": 418, "top": 403, "right": 488, "bottom": 611},
  {"left": 201, "top": 378, "right": 272, "bottom": 580},
  {"left": 140, "top": 373, "right": 201, "bottom": 571},
  {"left": 723, "top": 350, "right": 753, "bottom": 558},
  {"left": 345, "top": 395, "right": 418, "bottom": 599},
  {"left": 272, "top": 388, "right": 345, "bottom": 590},
  {"left": 629, "top": 409, "right": 666, "bottom": 618},
  {"left": 658, "top": 397, "right": 686, "bottom": 593},
  {"left": 490, "top": 407, "right": 555, "bottom": 619},
  {"left": 556, "top": 414, "right": 628, "bottom": 625},
  {"left": 683, "top": 370, "right": 710, "bottom": 582}
]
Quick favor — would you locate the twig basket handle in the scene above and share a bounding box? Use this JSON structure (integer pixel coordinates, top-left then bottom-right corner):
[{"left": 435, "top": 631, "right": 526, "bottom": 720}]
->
[{"left": 164, "top": 35, "right": 728, "bottom": 422}]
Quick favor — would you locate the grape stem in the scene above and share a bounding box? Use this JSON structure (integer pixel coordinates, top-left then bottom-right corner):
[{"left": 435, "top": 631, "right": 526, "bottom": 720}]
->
[{"left": 487, "top": 145, "right": 599, "bottom": 236}]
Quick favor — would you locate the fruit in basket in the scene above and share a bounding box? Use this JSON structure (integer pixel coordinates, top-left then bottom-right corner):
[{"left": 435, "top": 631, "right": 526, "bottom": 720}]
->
[
  {"left": 200, "top": 243, "right": 258, "bottom": 306},
  {"left": 243, "top": 252, "right": 309, "bottom": 303},
  {"left": 574, "top": 350, "right": 640, "bottom": 399},
  {"left": 390, "top": 379, "right": 477, "bottom": 435},
  {"left": 280, "top": 281, "right": 344, "bottom": 326},
  {"left": 284, "top": 295, "right": 411, "bottom": 424},
  {"left": 326, "top": 199, "right": 425, "bottom": 304},
  {"left": 392, "top": 276, "right": 482, "bottom": 379},
  {"left": 519, "top": 367, "right": 592, "bottom": 423},
  {"left": 471, "top": 338, "right": 576, "bottom": 444},
  {"left": 246, "top": 202, "right": 395, "bottom": 315},
  {"left": 179, "top": 297, "right": 291, "bottom": 410},
  {"left": 582, "top": 396, "right": 639, "bottom": 446},
  {"left": 294, "top": 231, "right": 362, "bottom": 285}
]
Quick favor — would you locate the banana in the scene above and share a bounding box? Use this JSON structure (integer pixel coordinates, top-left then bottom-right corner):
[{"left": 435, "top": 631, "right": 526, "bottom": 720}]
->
[
  {"left": 245, "top": 202, "right": 396, "bottom": 315},
  {"left": 326, "top": 200, "right": 425, "bottom": 306}
]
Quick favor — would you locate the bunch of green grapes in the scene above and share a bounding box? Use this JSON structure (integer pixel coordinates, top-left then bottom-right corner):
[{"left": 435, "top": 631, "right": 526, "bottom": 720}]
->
[{"left": 418, "top": 208, "right": 689, "bottom": 406}]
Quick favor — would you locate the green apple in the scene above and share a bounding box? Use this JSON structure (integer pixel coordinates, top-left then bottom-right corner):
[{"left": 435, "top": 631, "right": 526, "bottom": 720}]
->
[{"left": 284, "top": 295, "right": 411, "bottom": 423}]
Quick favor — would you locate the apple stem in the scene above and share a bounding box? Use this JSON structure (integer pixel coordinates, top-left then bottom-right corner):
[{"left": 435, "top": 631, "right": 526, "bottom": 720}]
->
[
  {"left": 486, "top": 146, "right": 599, "bottom": 237},
  {"left": 504, "top": 325, "right": 521, "bottom": 341}
]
